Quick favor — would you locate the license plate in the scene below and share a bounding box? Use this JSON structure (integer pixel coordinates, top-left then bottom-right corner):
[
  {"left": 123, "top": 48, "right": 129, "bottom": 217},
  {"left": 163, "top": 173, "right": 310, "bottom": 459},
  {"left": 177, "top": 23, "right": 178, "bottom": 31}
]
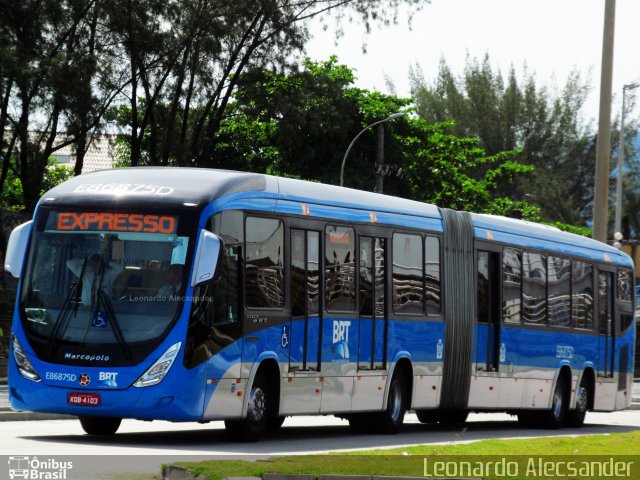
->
[{"left": 68, "top": 392, "right": 101, "bottom": 406}]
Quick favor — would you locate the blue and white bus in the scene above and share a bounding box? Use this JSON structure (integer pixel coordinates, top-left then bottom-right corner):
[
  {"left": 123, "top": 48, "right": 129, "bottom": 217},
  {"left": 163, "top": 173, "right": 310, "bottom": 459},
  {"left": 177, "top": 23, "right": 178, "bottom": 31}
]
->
[{"left": 6, "top": 168, "right": 635, "bottom": 440}]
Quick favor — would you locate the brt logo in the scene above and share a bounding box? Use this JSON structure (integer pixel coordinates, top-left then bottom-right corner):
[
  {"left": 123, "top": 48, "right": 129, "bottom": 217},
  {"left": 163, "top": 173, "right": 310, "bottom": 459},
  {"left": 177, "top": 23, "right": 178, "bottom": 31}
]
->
[
  {"left": 333, "top": 320, "right": 351, "bottom": 343},
  {"left": 332, "top": 320, "right": 351, "bottom": 360}
]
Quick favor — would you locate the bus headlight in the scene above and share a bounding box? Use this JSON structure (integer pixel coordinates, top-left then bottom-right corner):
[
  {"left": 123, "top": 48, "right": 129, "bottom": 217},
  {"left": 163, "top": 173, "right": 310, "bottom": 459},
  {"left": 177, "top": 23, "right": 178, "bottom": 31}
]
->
[
  {"left": 12, "top": 334, "right": 41, "bottom": 382},
  {"left": 133, "top": 342, "right": 181, "bottom": 388}
]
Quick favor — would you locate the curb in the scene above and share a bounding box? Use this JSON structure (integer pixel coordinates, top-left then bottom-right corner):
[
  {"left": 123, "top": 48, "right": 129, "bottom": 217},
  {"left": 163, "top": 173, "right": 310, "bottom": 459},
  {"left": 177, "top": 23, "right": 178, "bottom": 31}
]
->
[{"left": 0, "top": 408, "right": 75, "bottom": 421}]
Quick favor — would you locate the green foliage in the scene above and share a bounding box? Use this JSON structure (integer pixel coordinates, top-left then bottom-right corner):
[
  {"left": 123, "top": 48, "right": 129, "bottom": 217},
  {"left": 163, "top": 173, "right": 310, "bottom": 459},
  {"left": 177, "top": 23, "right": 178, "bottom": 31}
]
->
[
  {"left": 1, "top": 159, "right": 73, "bottom": 211},
  {"left": 167, "top": 57, "right": 533, "bottom": 217},
  {"left": 409, "top": 54, "right": 637, "bottom": 230}
]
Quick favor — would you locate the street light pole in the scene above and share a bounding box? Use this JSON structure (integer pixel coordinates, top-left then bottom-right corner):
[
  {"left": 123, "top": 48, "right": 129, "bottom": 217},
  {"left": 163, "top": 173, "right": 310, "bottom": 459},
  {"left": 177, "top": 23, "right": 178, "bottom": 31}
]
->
[
  {"left": 376, "top": 124, "right": 384, "bottom": 193},
  {"left": 592, "top": 0, "right": 616, "bottom": 242},
  {"left": 614, "top": 82, "right": 640, "bottom": 239},
  {"left": 340, "top": 112, "right": 404, "bottom": 189}
]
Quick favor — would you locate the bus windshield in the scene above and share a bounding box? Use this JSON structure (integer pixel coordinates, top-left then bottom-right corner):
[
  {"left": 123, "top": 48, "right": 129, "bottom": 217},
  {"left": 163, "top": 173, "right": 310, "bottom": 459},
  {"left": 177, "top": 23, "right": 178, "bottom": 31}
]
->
[{"left": 20, "top": 208, "right": 193, "bottom": 366}]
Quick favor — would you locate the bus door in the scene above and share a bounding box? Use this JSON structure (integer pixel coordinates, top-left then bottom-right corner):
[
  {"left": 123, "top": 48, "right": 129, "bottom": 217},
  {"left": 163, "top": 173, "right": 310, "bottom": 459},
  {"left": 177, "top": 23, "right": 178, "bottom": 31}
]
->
[
  {"left": 358, "top": 237, "right": 386, "bottom": 370},
  {"left": 289, "top": 229, "right": 321, "bottom": 371},
  {"left": 476, "top": 250, "right": 501, "bottom": 372},
  {"left": 597, "top": 270, "right": 614, "bottom": 378}
]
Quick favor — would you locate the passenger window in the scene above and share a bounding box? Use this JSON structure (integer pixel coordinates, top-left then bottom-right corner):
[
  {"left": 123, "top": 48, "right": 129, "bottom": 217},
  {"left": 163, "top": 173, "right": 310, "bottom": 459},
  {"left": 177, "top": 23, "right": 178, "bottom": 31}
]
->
[
  {"left": 522, "top": 251, "right": 547, "bottom": 325},
  {"left": 245, "top": 217, "right": 284, "bottom": 308},
  {"left": 325, "top": 225, "right": 356, "bottom": 311},
  {"left": 617, "top": 269, "right": 633, "bottom": 303},
  {"left": 477, "top": 251, "right": 489, "bottom": 324},
  {"left": 548, "top": 256, "right": 571, "bottom": 327},
  {"left": 617, "top": 268, "right": 634, "bottom": 332},
  {"left": 425, "top": 236, "right": 441, "bottom": 315},
  {"left": 392, "top": 233, "right": 424, "bottom": 315},
  {"left": 572, "top": 260, "right": 594, "bottom": 330},
  {"left": 502, "top": 248, "right": 521, "bottom": 324}
]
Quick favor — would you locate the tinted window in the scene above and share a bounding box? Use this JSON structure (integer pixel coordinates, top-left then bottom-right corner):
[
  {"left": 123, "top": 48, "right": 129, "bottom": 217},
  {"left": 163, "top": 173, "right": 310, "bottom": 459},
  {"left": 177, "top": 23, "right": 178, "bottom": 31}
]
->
[
  {"left": 477, "top": 251, "right": 489, "bottom": 324},
  {"left": 325, "top": 225, "right": 355, "bottom": 311},
  {"left": 522, "top": 251, "right": 547, "bottom": 325},
  {"left": 598, "top": 272, "right": 613, "bottom": 336},
  {"left": 245, "top": 217, "right": 284, "bottom": 308},
  {"left": 360, "top": 237, "right": 373, "bottom": 316},
  {"left": 307, "top": 232, "right": 320, "bottom": 315},
  {"left": 425, "top": 236, "right": 441, "bottom": 315},
  {"left": 186, "top": 243, "right": 242, "bottom": 368},
  {"left": 572, "top": 260, "right": 593, "bottom": 330},
  {"left": 392, "top": 233, "right": 423, "bottom": 315},
  {"left": 503, "top": 248, "right": 521, "bottom": 324},
  {"left": 548, "top": 256, "right": 571, "bottom": 327},
  {"left": 617, "top": 269, "right": 633, "bottom": 303},
  {"left": 291, "top": 229, "right": 306, "bottom": 317}
]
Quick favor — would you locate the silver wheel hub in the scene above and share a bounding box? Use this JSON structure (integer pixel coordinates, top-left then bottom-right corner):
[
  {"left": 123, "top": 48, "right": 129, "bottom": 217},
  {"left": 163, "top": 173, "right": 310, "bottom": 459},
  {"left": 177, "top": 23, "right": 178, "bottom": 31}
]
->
[
  {"left": 552, "top": 390, "right": 563, "bottom": 419},
  {"left": 248, "top": 387, "right": 266, "bottom": 423},
  {"left": 389, "top": 382, "right": 402, "bottom": 421},
  {"left": 576, "top": 386, "right": 587, "bottom": 412}
]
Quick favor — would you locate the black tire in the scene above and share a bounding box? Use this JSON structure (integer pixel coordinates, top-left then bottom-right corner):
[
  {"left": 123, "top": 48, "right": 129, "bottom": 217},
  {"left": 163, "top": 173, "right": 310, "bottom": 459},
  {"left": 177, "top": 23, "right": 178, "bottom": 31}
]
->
[
  {"left": 516, "top": 411, "right": 537, "bottom": 428},
  {"left": 438, "top": 409, "right": 469, "bottom": 426},
  {"left": 347, "top": 413, "right": 374, "bottom": 434},
  {"left": 79, "top": 416, "right": 121, "bottom": 435},
  {"left": 416, "top": 410, "right": 439, "bottom": 424},
  {"left": 543, "top": 376, "right": 567, "bottom": 429},
  {"left": 375, "top": 373, "right": 407, "bottom": 434},
  {"left": 267, "top": 416, "right": 286, "bottom": 431},
  {"left": 225, "top": 374, "right": 272, "bottom": 442},
  {"left": 566, "top": 379, "right": 589, "bottom": 428}
]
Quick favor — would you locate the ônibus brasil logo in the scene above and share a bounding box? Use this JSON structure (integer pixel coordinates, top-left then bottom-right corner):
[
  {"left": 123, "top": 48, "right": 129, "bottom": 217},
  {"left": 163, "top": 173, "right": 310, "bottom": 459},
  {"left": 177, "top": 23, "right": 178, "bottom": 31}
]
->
[{"left": 8, "top": 456, "right": 73, "bottom": 479}]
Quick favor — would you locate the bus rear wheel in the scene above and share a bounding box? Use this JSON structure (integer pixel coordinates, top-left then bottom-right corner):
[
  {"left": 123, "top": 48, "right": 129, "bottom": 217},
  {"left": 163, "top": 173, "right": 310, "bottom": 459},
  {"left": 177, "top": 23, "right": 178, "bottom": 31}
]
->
[
  {"left": 438, "top": 409, "right": 469, "bottom": 426},
  {"left": 225, "top": 374, "right": 272, "bottom": 442},
  {"left": 375, "top": 373, "right": 407, "bottom": 434},
  {"left": 566, "top": 380, "right": 589, "bottom": 428},
  {"left": 79, "top": 416, "right": 121, "bottom": 435},
  {"left": 543, "top": 376, "right": 567, "bottom": 429},
  {"left": 416, "top": 410, "right": 439, "bottom": 424}
]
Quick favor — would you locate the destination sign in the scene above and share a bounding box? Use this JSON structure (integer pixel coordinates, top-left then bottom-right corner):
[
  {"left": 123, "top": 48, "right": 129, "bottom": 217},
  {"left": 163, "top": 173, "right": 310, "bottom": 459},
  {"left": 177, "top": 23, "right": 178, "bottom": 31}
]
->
[{"left": 52, "top": 212, "right": 177, "bottom": 234}]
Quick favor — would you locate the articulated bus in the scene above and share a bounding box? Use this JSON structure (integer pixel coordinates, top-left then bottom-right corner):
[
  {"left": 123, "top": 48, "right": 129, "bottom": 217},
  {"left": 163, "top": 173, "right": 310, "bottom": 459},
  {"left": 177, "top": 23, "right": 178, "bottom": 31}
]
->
[{"left": 6, "top": 168, "right": 635, "bottom": 440}]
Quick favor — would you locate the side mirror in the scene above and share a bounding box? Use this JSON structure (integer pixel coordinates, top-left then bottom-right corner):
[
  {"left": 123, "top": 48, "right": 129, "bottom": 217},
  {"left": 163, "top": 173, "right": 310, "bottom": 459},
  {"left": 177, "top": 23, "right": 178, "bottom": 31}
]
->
[
  {"left": 191, "top": 230, "right": 223, "bottom": 287},
  {"left": 4, "top": 220, "right": 33, "bottom": 278}
]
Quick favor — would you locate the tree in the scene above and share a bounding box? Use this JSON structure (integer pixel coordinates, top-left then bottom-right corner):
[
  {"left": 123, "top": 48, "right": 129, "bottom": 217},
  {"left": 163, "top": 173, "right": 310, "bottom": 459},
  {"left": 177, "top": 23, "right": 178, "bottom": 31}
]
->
[
  {"left": 104, "top": 0, "right": 425, "bottom": 168},
  {"left": 1, "top": 0, "right": 425, "bottom": 212},
  {"left": 0, "top": 159, "right": 73, "bottom": 212},
  {"left": 0, "top": 0, "right": 126, "bottom": 212},
  {"left": 409, "top": 54, "right": 638, "bottom": 229},
  {"left": 181, "top": 58, "right": 535, "bottom": 217}
]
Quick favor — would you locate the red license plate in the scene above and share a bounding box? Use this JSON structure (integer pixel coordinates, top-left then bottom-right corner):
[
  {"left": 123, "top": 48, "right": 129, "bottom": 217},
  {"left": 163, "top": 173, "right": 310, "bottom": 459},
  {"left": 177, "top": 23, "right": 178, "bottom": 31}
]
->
[{"left": 68, "top": 392, "right": 101, "bottom": 406}]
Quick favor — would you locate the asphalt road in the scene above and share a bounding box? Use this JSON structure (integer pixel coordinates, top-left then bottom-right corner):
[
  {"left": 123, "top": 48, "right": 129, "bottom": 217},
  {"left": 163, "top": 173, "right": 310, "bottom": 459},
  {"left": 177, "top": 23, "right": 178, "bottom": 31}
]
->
[{"left": 1, "top": 411, "right": 639, "bottom": 478}]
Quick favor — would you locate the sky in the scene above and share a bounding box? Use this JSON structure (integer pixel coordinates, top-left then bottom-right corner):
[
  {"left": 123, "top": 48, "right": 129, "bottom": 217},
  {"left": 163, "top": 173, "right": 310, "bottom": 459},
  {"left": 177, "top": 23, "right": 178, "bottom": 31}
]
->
[{"left": 304, "top": 0, "right": 640, "bottom": 124}]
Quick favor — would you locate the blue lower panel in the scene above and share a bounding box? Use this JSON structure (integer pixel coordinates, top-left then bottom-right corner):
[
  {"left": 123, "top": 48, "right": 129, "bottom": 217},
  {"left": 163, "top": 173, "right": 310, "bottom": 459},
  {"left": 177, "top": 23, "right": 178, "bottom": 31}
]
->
[{"left": 9, "top": 359, "right": 207, "bottom": 421}]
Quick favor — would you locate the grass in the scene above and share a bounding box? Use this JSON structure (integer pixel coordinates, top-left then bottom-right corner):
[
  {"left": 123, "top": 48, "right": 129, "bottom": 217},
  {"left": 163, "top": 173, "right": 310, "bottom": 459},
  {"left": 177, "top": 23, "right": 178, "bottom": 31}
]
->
[{"left": 174, "top": 431, "right": 640, "bottom": 480}]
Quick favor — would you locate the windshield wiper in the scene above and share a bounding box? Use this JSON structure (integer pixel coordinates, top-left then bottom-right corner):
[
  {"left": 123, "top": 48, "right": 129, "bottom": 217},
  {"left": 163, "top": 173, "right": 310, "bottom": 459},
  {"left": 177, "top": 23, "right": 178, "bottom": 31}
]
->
[
  {"left": 46, "top": 256, "right": 88, "bottom": 355},
  {"left": 98, "top": 290, "right": 132, "bottom": 360},
  {"left": 90, "top": 261, "right": 132, "bottom": 360}
]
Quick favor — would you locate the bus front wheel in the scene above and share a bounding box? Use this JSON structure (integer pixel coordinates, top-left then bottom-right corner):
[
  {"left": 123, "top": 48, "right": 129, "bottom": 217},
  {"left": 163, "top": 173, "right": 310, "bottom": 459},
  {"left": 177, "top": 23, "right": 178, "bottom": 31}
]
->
[
  {"left": 225, "top": 374, "right": 272, "bottom": 442},
  {"left": 79, "top": 416, "right": 122, "bottom": 435}
]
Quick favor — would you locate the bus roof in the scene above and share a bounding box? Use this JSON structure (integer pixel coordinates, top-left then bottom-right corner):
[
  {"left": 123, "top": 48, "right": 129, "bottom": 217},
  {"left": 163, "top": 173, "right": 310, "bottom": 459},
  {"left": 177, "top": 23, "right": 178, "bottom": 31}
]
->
[{"left": 42, "top": 167, "right": 628, "bottom": 265}]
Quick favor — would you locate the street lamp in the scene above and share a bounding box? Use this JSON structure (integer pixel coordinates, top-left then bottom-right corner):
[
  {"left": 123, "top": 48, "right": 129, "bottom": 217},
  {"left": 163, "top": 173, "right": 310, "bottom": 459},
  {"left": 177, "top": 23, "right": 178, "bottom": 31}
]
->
[
  {"left": 340, "top": 112, "right": 404, "bottom": 189},
  {"left": 614, "top": 81, "right": 640, "bottom": 240}
]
